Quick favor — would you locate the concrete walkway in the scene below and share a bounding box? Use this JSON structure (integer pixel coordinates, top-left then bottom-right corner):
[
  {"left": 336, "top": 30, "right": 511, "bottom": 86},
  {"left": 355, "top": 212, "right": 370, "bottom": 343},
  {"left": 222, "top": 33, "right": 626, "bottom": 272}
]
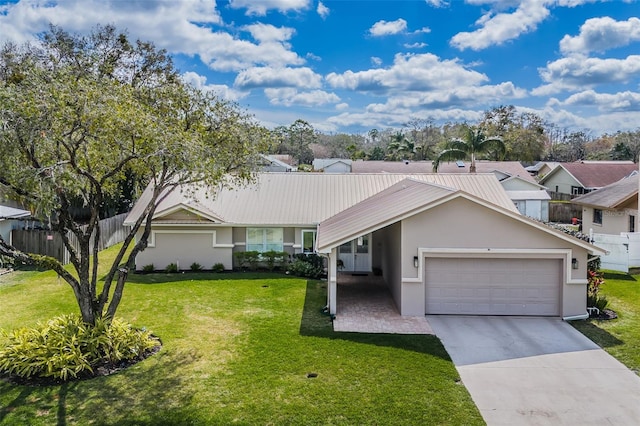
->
[
  {"left": 332, "top": 273, "right": 433, "bottom": 334},
  {"left": 428, "top": 315, "right": 640, "bottom": 425}
]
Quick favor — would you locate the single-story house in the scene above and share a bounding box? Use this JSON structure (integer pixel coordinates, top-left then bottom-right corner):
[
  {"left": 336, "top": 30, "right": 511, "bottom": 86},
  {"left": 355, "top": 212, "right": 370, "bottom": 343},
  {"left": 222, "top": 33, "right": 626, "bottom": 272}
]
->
[
  {"left": 538, "top": 161, "right": 637, "bottom": 197},
  {"left": 351, "top": 160, "right": 550, "bottom": 221},
  {"left": 312, "top": 158, "right": 352, "bottom": 173},
  {"left": 572, "top": 175, "right": 639, "bottom": 272},
  {"left": 0, "top": 204, "right": 30, "bottom": 244},
  {"left": 258, "top": 154, "right": 297, "bottom": 172},
  {"left": 125, "top": 173, "right": 604, "bottom": 320}
]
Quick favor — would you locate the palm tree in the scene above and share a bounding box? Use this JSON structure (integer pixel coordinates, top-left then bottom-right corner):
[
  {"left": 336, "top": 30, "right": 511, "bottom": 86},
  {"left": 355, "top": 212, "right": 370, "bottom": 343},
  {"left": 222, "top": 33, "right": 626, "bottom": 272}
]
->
[{"left": 433, "top": 125, "right": 505, "bottom": 173}]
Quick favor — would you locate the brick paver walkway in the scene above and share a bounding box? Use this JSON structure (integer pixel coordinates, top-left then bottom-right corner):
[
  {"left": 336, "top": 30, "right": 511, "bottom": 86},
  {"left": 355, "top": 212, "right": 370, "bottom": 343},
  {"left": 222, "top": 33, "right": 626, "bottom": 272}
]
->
[{"left": 332, "top": 273, "right": 434, "bottom": 334}]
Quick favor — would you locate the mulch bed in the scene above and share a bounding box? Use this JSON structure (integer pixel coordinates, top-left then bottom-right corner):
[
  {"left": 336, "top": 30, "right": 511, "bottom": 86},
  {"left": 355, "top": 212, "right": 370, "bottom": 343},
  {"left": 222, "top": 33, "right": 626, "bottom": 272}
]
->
[{"left": 589, "top": 308, "right": 618, "bottom": 320}]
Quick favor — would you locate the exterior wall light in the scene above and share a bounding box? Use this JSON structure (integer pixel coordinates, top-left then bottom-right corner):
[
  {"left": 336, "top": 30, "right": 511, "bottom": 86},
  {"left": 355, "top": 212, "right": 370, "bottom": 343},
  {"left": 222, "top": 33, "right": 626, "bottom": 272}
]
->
[
  {"left": 571, "top": 258, "right": 579, "bottom": 269},
  {"left": 414, "top": 256, "right": 419, "bottom": 268}
]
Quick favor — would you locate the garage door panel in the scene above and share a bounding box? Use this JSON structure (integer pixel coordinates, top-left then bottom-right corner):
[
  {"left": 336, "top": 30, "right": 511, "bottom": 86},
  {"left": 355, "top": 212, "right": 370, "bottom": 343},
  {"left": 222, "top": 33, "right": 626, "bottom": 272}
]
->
[{"left": 425, "top": 258, "right": 561, "bottom": 316}]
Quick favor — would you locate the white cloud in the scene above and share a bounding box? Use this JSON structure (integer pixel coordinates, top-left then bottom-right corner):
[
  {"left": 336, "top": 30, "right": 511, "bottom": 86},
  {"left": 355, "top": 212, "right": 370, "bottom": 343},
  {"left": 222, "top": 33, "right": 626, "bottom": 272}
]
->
[
  {"left": 0, "top": 1, "right": 304, "bottom": 72},
  {"left": 371, "top": 57, "right": 383, "bottom": 66},
  {"left": 326, "top": 53, "right": 488, "bottom": 93},
  {"left": 450, "top": 0, "right": 550, "bottom": 51},
  {"left": 244, "top": 23, "right": 295, "bottom": 43},
  {"left": 336, "top": 103, "right": 349, "bottom": 111},
  {"left": 425, "top": 0, "right": 449, "bottom": 7},
  {"left": 229, "top": 0, "right": 311, "bottom": 16},
  {"left": 234, "top": 67, "right": 323, "bottom": 89},
  {"left": 534, "top": 55, "right": 640, "bottom": 95},
  {"left": 404, "top": 42, "right": 427, "bottom": 49},
  {"left": 369, "top": 19, "right": 408, "bottom": 37},
  {"left": 560, "top": 17, "right": 640, "bottom": 54},
  {"left": 317, "top": 2, "right": 330, "bottom": 19},
  {"left": 182, "top": 71, "right": 247, "bottom": 101},
  {"left": 264, "top": 88, "right": 340, "bottom": 107},
  {"left": 414, "top": 27, "right": 431, "bottom": 34},
  {"left": 561, "top": 90, "right": 640, "bottom": 112}
]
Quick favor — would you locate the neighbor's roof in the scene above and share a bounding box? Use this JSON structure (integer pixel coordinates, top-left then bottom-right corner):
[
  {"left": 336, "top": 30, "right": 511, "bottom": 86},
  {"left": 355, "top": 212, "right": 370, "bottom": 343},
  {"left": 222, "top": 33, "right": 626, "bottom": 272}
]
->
[
  {"left": 539, "top": 161, "right": 638, "bottom": 189},
  {"left": 351, "top": 160, "right": 536, "bottom": 182},
  {"left": 124, "top": 173, "right": 517, "bottom": 226},
  {"left": 0, "top": 205, "right": 30, "bottom": 220},
  {"left": 312, "top": 158, "right": 353, "bottom": 169},
  {"left": 572, "top": 175, "right": 638, "bottom": 209}
]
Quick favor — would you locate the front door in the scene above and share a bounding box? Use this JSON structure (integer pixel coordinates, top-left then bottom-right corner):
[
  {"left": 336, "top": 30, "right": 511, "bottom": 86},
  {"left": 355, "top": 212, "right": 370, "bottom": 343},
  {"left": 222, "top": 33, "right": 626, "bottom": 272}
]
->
[{"left": 338, "top": 234, "right": 371, "bottom": 272}]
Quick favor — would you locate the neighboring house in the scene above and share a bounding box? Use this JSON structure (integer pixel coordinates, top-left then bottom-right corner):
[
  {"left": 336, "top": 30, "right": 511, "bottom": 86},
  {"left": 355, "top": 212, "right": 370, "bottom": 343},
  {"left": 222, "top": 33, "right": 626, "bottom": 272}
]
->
[
  {"left": 258, "top": 154, "right": 297, "bottom": 172},
  {"left": 538, "top": 161, "right": 637, "bottom": 196},
  {"left": 312, "top": 158, "right": 352, "bottom": 173},
  {"left": 126, "top": 173, "right": 603, "bottom": 320},
  {"left": 352, "top": 160, "right": 549, "bottom": 221},
  {"left": 0, "top": 204, "right": 30, "bottom": 244},
  {"left": 526, "top": 161, "right": 559, "bottom": 179},
  {"left": 501, "top": 176, "right": 550, "bottom": 222},
  {"left": 572, "top": 175, "right": 640, "bottom": 272}
]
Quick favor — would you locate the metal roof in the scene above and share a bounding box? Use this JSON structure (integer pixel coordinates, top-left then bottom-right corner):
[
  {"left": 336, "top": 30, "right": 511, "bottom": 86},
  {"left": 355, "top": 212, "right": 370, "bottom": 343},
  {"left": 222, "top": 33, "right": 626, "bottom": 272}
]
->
[
  {"left": 124, "top": 173, "right": 517, "bottom": 226},
  {"left": 317, "top": 179, "right": 456, "bottom": 250},
  {"left": 0, "top": 205, "right": 30, "bottom": 220}
]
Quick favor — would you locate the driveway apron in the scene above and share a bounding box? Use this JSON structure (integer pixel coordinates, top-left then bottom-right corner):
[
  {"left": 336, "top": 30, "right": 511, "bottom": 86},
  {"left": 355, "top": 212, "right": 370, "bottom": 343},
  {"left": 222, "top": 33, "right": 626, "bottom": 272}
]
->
[{"left": 427, "top": 316, "right": 640, "bottom": 426}]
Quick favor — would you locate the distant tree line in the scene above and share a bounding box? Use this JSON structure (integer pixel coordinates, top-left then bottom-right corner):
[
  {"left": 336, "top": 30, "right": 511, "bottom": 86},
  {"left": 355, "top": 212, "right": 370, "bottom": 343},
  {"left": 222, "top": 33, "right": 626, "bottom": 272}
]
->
[{"left": 269, "top": 105, "right": 640, "bottom": 165}]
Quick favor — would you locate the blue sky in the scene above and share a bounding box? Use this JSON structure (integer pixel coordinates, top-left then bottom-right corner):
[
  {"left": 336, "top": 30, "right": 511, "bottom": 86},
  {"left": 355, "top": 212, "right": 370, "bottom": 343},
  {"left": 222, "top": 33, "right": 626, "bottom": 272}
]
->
[{"left": 1, "top": 0, "right": 639, "bottom": 136}]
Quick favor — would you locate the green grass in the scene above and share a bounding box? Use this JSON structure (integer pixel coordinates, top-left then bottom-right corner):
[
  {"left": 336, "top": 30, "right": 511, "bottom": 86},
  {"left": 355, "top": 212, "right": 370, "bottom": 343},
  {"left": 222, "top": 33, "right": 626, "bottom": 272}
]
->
[
  {"left": 571, "top": 271, "right": 640, "bottom": 376},
  {"left": 0, "top": 245, "right": 483, "bottom": 425}
]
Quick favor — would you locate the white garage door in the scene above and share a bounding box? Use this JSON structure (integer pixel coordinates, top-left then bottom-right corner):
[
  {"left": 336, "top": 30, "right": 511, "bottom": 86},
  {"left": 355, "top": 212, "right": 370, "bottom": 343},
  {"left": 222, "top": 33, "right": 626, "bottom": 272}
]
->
[{"left": 425, "top": 258, "right": 561, "bottom": 316}]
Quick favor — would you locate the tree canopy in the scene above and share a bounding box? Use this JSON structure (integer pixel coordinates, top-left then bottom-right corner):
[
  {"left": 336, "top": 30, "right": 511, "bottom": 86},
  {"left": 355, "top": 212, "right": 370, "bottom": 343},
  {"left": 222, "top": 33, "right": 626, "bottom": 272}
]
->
[
  {"left": 0, "top": 25, "right": 268, "bottom": 324},
  {"left": 433, "top": 125, "right": 505, "bottom": 172}
]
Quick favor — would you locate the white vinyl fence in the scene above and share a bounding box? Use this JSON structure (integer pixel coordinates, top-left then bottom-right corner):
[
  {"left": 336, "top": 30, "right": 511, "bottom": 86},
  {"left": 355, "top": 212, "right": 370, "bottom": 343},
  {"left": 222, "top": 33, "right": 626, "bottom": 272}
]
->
[{"left": 591, "top": 232, "right": 640, "bottom": 272}]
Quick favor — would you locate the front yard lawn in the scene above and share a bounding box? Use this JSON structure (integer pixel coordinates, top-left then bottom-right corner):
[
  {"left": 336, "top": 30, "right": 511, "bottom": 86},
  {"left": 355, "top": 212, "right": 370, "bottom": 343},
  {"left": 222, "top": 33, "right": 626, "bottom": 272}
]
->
[
  {"left": 0, "top": 245, "right": 483, "bottom": 425},
  {"left": 572, "top": 271, "right": 640, "bottom": 375}
]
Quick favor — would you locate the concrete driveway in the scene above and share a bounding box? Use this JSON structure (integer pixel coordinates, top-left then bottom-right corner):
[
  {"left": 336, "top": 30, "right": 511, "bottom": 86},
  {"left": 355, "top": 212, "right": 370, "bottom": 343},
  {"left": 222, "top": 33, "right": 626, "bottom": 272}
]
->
[{"left": 427, "top": 316, "right": 640, "bottom": 425}]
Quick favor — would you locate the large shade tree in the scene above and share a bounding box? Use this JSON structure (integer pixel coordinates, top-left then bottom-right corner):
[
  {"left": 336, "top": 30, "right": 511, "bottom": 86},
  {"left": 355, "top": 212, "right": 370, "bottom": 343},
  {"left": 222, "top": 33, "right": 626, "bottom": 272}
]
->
[
  {"left": 433, "top": 125, "right": 505, "bottom": 172},
  {"left": 0, "top": 25, "right": 268, "bottom": 325}
]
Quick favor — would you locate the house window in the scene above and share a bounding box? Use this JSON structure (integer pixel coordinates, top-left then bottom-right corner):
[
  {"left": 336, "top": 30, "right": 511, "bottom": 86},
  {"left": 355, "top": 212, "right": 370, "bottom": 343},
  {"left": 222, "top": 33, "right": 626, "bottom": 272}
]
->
[
  {"left": 630, "top": 215, "right": 636, "bottom": 233},
  {"left": 246, "top": 228, "right": 283, "bottom": 253},
  {"left": 593, "top": 209, "right": 603, "bottom": 225},
  {"left": 302, "top": 230, "right": 317, "bottom": 253}
]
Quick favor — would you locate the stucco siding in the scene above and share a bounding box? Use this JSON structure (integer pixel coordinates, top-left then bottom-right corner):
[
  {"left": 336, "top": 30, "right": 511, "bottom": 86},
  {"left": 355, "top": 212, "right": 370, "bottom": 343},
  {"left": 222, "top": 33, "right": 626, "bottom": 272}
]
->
[
  {"left": 398, "top": 197, "right": 590, "bottom": 318},
  {"left": 582, "top": 206, "right": 637, "bottom": 235},
  {"left": 136, "top": 227, "right": 233, "bottom": 270}
]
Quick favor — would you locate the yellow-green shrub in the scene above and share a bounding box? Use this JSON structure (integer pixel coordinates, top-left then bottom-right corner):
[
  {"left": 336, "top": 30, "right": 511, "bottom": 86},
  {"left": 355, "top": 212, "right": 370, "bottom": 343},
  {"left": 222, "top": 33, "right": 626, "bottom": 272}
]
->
[{"left": 0, "top": 314, "right": 160, "bottom": 381}]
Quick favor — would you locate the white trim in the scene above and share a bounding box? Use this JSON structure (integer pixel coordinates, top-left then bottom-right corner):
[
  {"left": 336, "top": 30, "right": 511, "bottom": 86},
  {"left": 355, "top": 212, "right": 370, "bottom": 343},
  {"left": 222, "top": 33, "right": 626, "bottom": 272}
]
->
[
  {"left": 563, "top": 313, "right": 589, "bottom": 321},
  {"left": 153, "top": 203, "right": 223, "bottom": 223},
  {"left": 405, "top": 248, "right": 583, "bottom": 286},
  {"left": 148, "top": 230, "right": 218, "bottom": 248}
]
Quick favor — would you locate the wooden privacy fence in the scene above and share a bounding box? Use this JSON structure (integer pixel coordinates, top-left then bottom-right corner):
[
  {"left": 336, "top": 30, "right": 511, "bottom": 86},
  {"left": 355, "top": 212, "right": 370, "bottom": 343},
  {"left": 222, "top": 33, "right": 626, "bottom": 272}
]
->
[
  {"left": 11, "top": 213, "right": 129, "bottom": 264},
  {"left": 548, "top": 202, "right": 582, "bottom": 223}
]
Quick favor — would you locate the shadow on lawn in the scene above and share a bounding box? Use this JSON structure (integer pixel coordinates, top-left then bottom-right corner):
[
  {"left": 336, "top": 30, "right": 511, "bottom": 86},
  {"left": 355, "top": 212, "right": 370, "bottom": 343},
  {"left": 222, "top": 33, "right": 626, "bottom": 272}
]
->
[
  {"left": 603, "top": 271, "right": 637, "bottom": 281},
  {"left": 0, "top": 348, "right": 200, "bottom": 426},
  {"left": 571, "top": 321, "right": 624, "bottom": 348},
  {"left": 298, "top": 281, "right": 451, "bottom": 361}
]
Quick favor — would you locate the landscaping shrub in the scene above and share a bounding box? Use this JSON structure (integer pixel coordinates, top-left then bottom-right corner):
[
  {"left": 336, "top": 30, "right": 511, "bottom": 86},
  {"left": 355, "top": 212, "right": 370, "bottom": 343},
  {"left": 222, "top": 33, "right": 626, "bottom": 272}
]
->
[
  {"left": 190, "top": 262, "right": 202, "bottom": 271},
  {"left": 142, "top": 264, "right": 154, "bottom": 273},
  {"left": 212, "top": 263, "right": 225, "bottom": 273},
  {"left": 0, "top": 314, "right": 160, "bottom": 382},
  {"left": 234, "top": 251, "right": 260, "bottom": 271},
  {"left": 262, "top": 250, "right": 289, "bottom": 271},
  {"left": 165, "top": 263, "right": 178, "bottom": 273},
  {"left": 288, "top": 254, "right": 325, "bottom": 279},
  {"left": 587, "top": 259, "right": 608, "bottom": 311}
]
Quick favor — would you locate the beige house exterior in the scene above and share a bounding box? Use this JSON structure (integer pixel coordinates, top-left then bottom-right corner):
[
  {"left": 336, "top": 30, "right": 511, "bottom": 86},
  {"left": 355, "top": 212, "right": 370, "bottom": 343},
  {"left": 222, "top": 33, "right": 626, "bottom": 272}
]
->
[{"left": 126, "top": 173, "right": 604, "bottom": 321}]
